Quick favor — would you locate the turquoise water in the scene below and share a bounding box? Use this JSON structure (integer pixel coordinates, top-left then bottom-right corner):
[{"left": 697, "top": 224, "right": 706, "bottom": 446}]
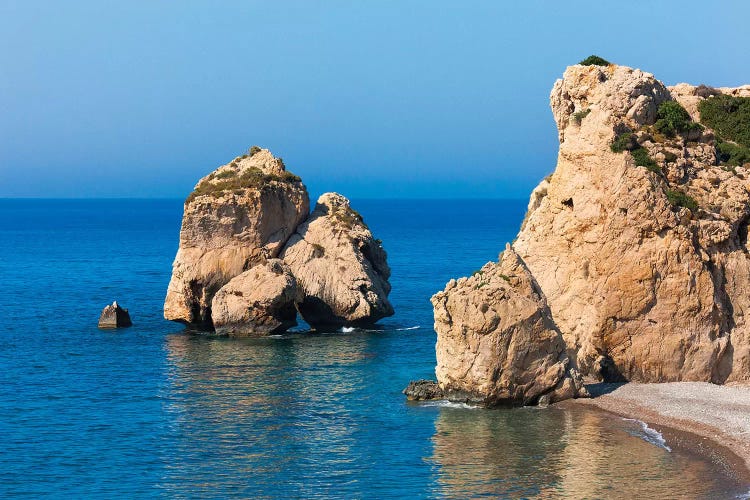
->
[{"left": 1, "top": 199, "right": 747, "bottom": 498}]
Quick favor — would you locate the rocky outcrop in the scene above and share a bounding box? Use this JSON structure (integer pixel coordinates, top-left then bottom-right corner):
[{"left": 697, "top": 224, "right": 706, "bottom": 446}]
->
[
  {"left": 430, "top": 246, "right": 586, "bottom": 406},
  {"left": 426, "top": 62, "right": 750, "bottom": 404},
  {"left": 98, "top": 301, "right": 132, "bottom": 328},
  {"left": 164, "top": 149, "right": 309, "bottom": 327},
  {"left": 211, "top": 259, "right": 300, "bottom": 336},
  {"left": 165, "top": 149, "right": 393, "bottom": 333},
  {"left": 281, "top": 193, "right": 393, "bottom": 329}
]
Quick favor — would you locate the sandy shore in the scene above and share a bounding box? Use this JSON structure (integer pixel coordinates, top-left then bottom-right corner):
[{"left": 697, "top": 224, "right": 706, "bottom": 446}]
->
[{"left": 562, "top": 382, "right": 750, "bottom": 475}]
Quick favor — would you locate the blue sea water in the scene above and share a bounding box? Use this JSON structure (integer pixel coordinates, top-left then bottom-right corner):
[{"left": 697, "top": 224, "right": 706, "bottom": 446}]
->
[{"left": 0, "top": 199, "right": 747, "bottom": 498}]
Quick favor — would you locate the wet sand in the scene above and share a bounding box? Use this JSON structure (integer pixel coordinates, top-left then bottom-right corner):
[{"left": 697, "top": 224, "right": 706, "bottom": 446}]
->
[{"left": 561, "top": 382, "right": 750, "bottom": 479}]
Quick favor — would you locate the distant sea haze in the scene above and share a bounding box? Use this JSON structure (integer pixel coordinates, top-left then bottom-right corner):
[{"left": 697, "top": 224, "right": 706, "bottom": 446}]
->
[{"left": 0, "top": 199, "right": 746, "bottom": 497}]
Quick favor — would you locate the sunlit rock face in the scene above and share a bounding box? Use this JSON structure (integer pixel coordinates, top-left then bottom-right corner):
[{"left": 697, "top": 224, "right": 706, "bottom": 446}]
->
[
  {"left": 165, "top": 150, "right": 393, "bottom": 333},
  {"left": 433, "top": 63, "right": 750, "bottom": 400},
  {"left": 211, "top": 259, "right": 301, "bottom": 336},
  {"left": 281, "top": 193, "right": 393, "bottom": 329},
  {"left": 164, "top": 149, "right": 309, "bottom": 328}
]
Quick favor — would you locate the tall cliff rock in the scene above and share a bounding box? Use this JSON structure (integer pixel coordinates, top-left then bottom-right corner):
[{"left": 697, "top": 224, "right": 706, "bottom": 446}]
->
[
  {"left": 164, "top": 149, "right": 393, "bottom": 333},
  {"left": 164, "top": 149, "right": 309, "bottom": 327},
  {"left": 281, "top": 193, "right": 393, "bottom": 328},
  {"left": 430, "top": 62, "right": 750, "bottom": 404}
]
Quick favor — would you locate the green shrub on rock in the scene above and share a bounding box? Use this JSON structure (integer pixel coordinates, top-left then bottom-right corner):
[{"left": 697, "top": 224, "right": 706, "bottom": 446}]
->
[
  {"left": 654, "top": 101, "right": 703, "bottom": 138},
  {"left": 572, "top": 108, "right": 591, "bottom": 124},
  {"left": 699, "top": 95, "right": 750, "bottom": 167},
  {"left": 666, "top": 189, "right": 699, "bottom": 212},
  {"left": 579, "top": 55, "right": 611, "bottom": 66},
  {"left": 631, "top": 148, "right": 660, "bottom": 174},
  {"left": 717, "top": 140, "right": 750, "bottom": 166},
  {"left": 611, "top": 131, "right": 638, "bottom": 152}
]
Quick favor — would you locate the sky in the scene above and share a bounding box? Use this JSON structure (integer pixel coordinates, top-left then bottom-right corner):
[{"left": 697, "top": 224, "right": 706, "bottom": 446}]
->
[{"left": 1, "top": 1, "right": 748, "bottom": 199}]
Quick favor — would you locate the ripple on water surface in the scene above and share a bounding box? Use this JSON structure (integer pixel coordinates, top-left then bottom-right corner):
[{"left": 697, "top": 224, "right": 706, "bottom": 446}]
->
[{"left": 0, "top": 199, "right": 748, "bottom": 498}]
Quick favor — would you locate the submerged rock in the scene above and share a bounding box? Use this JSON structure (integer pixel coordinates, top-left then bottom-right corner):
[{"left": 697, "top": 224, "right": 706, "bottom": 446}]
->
[
  {"left": 403, "top": 380, "right": 445, "bottom": 401},
  {"left": 280, "top": 193, "right": 393, "bottom": 329},
  {"left": 429, "top": 61, "right": 750, "bottom": 403},
  {"left": 211, "top": 259, "right": 300, "bottom": 336},
  {"left": 164, "top": 149, "right": 309, "bottom": 328},
  {"left": 98, "top": 301, "right": 132, "bottom": 329}
]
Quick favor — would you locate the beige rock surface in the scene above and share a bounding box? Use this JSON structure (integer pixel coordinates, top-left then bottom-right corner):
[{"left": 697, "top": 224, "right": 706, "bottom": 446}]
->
[
  {"left": 164, "top": 149, "right": 309, "bottom": 327},
  {"left": 431, "top": 245, "right": 585, "bottom": 405},
  {"left": 211, "top": 259, "right": 300, "bottom": 336},
  {"left": 281, "top": 192, "right": 393, "bottom": 328},
  {"left": 433, "top": 63, "right": 750, "bottom": 400}
]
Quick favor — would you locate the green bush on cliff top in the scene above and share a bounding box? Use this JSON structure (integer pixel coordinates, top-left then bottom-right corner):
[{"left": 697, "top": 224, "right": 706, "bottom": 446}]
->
[
  {"left": 186, "top": 167, "right": 301, "bottom": 204},
  {"left": 579, "top": 55, "right": 610, "bottom": 66}
]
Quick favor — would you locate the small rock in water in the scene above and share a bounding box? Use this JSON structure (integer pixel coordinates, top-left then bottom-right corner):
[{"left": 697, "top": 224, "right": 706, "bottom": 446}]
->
[
  {"left": 403, "top": 379, "right": 445, "bottom": 401},
  {"left": 98, "top": 301, "right": 132, "bottom": 329}
]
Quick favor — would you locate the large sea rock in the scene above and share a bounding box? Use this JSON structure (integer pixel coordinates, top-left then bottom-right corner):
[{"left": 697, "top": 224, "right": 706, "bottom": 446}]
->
[
  {"left": 164, "top": 149, "right": 309, "bottom": 328},
  {"left": 425, "top": 62, "right": 750, "bottom": 405},
  {"left": 281, "top": 193, "right": 393, "bottom": 328},
  {"left": 164, "top": 149, "right": 393, "bottom": 333}
]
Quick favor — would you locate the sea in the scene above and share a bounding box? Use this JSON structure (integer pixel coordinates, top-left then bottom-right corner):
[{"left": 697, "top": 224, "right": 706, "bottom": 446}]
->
[{"left": 1, "top": 198, "right": 748, "bottom": 498}]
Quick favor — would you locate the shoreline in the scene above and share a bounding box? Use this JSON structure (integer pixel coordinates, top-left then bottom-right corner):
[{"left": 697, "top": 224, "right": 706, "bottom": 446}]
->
[{"left": 558, "top": 382, "right": 750, "bottom": 483}]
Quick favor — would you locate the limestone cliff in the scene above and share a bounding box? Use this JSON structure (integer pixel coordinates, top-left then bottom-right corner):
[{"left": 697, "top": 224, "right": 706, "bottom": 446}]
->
[{"left": 429, "top": 62, "right": 750, "bottom": 404}]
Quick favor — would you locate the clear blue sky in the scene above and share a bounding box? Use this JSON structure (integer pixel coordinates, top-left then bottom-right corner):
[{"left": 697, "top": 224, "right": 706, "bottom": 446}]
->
[{"left": 1, "top": 1, "right": 748, "bottom": 199}]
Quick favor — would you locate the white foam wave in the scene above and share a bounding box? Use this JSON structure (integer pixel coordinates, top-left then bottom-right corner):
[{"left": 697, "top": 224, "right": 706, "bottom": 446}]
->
[
  {"left": 340, "top": 326, "right": 356, "bottom": 333},
  {"left": 623, "top": 418, "right": 671, "bottom": 452},
  {"left": 395, "top": 325, "right": 420, "bottom": 331},
  {"left": 420, "top": 399, "right": 478, "bottom": 409}
]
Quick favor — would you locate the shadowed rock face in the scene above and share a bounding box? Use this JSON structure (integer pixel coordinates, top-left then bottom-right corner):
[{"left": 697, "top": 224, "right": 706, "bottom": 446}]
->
[
  {"left": 281, "top": 193, "right": 393, "bottom": 329},
  {"left": 98, "top": 301, "right": 132, "bottom": 329},
  {"left": 164, "top": 149, "right": 309, "bottom": 327},
  {"left": 211, "top": 259, "right": 300, "bottom": 336},
  {"left": 431, "top": 63, "right": 750, "bottom": 401}
]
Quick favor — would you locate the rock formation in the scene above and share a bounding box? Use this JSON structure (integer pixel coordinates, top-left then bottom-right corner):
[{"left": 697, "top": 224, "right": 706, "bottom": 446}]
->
[
  {"left": 211, "top": 259, "right": 300, "bottom": 336},
  {"left": 420, "top": 61, "right": 750, "bottom": 405},
  {"left": 164, "top": 148, "right": 393, "bottom": 334},
  {"left": 281, "top": 193, "right": 393, "bottom": 329},
  {"left": 164, "top": 149, "right": 309, "bottom": 327},
  {"left": 424, "top": 246, "right": 585, "bottom": 405},
  {"left": 98, "top": 301, "right": 132, "bottom": 328}
]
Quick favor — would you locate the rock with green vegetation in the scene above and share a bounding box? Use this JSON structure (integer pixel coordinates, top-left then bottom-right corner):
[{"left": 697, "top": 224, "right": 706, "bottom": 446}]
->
[
  {"left": 164, "top": 148, "right": 309, "bottom": 327},
  {"left": 428, "top": 62, "right": 750, "bottom": 408},
  {"left": 698, "top": 94, "right": 750, "bottom": 167},
  {"left": 653, "top": 100, "right": 703, "bottom": 139},
  {"left": 280, "top": 192, "right": 393, "bottom": 329},
  {"left": 579, "top": 55, "right": 610, "bottom": 66}
]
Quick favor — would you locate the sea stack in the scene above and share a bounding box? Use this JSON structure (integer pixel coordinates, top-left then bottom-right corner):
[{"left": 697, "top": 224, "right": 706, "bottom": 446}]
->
[
  {"left": 164, "top": 147, "right": 393, "bottom": 334},
  {"left": 98, "top": 301, "right": 132, "bottom": 329},
  {"left": 413, "top": 60, "right": 750, "bottom": 406}
]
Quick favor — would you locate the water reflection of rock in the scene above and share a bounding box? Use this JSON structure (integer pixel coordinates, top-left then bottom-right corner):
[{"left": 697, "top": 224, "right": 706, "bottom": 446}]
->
[
  {"left": 159, "top": 333, "right": 374, "bottom": 496},
  {"left": 430, "top": 405, "right": 742, "bottom": 498}
]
